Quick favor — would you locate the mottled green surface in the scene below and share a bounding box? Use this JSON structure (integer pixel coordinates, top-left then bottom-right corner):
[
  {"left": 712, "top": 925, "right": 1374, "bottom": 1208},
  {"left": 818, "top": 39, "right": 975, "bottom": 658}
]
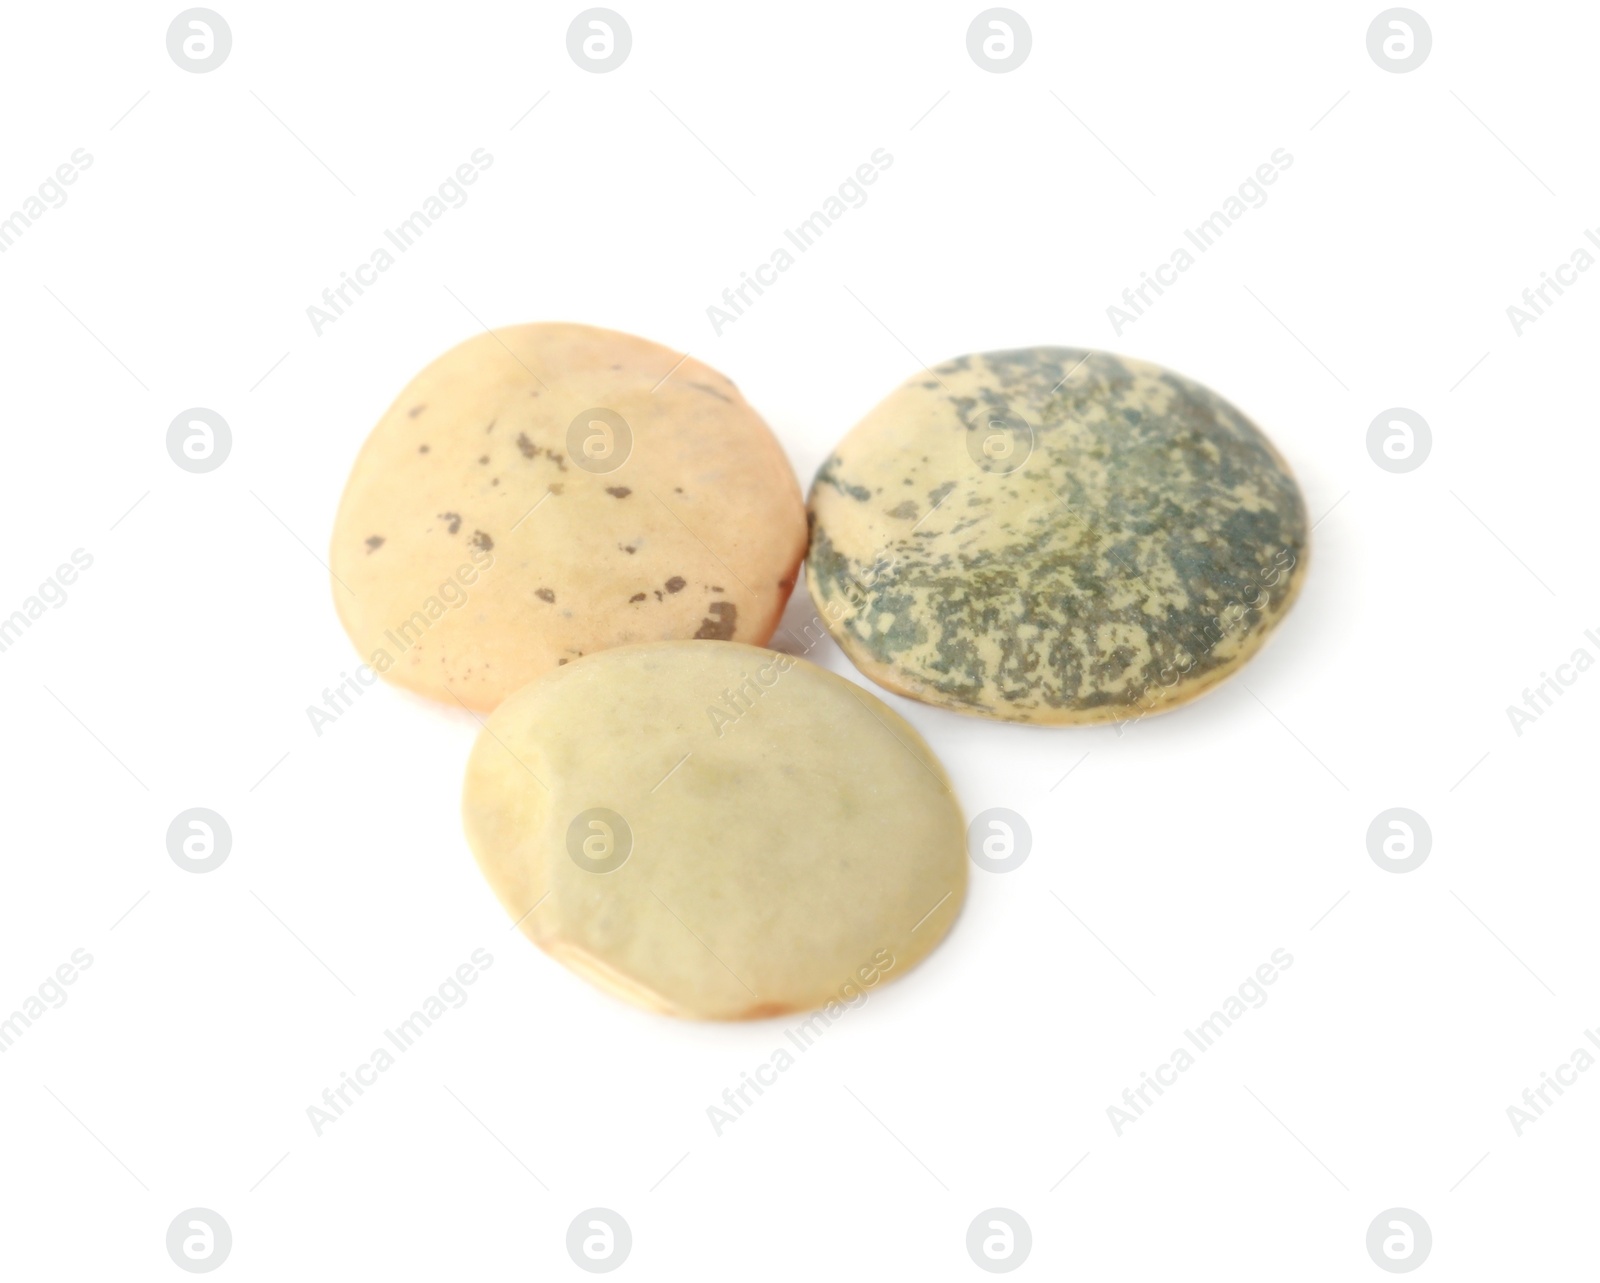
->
[{"left": 806, "top": 348, "right": 1308, "bottom": 724}]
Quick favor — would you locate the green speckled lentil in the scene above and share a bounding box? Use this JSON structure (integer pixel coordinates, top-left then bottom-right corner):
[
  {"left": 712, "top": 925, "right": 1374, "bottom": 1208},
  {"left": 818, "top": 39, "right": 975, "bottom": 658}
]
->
[{"left": 805, "top": 348, "right": 1309, "bottom": 725}]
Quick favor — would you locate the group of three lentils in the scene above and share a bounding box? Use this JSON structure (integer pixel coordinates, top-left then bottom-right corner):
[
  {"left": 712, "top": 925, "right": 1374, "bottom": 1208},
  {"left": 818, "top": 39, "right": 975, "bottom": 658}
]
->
[{"left": 330, "top": 322, "right": 1308, "bottom": 1020}]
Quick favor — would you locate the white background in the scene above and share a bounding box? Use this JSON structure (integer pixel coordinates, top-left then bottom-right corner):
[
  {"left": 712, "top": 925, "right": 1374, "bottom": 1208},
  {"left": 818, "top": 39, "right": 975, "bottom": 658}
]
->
[{"left": 1, "top": 0, "right": 1595, "bottom": 1277}]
